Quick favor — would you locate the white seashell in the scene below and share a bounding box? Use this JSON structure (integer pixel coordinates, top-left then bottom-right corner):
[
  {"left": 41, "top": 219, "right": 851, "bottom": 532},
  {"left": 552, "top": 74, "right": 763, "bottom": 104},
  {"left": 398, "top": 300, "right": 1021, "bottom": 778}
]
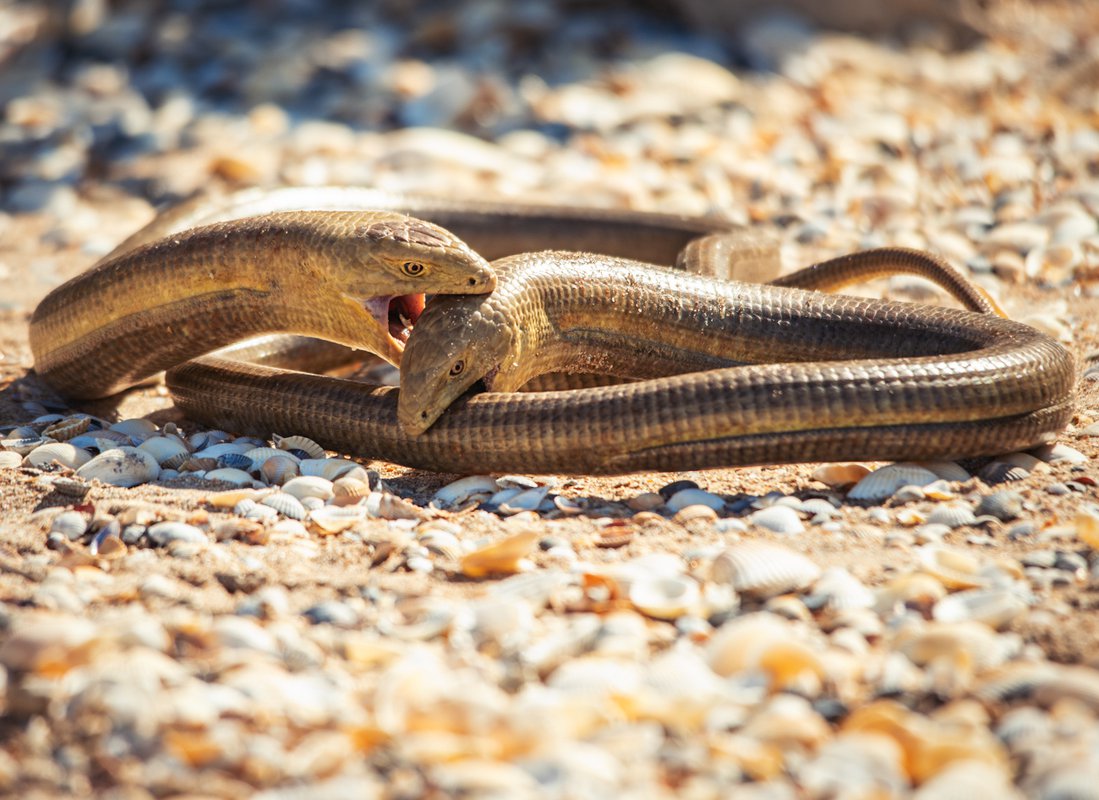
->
[
  {"left": 805, "top": 567, "right": 875, "bottom": 612},
  {"left": 665, "top": 488, "right": 725, "bottom": 513},
  {"left": 260, "top": 491, "right": 307, "bottom": 520},
  {"left": 364, "top": 491, "right": 428, "bottom": 521},
  {"left": 273, "top": 433, "right": 326, "bottom": 459},
  {"left": 916, "top": 461, "right": 971, "bottom": 482},
  {"left": 748, "top": 505, "right": 805, "bottom": 535},
  {"left": 308, "top": 505, "right": 366, "bottom": 534},
  {"left": 431, "top": 475, "right": 500, "bottom": 508},
  {"left": 811, "top": 463, "right": 871, "bottom": 488},
  {"left": 24, "top": 442, "right": 92, "bottom": 470},
  {"left": 710, "top": 541, "right": 821, "bottom": 598},
  {"left": 49, "top": 510, "right": 88, "bottom": 540},
  {"left": 146, "top": 521, "right": 207, "bottom": 546},
  {"left": 0, "top": 451, "right": 22, "bottom": 468},
  {"left": 203, "top": 467, "right": 255, "bottom": 486},
  {"left": 243, "top": 503, "right": 279, "bottom": 523},
  {"left": 847, "top": 463, "right": 940, "bottom": 502},
  {"left": 916, "top": 545, "right": 989, "bottom": 590},
  {"left": 925, "top": 503, "right": 977, "bottom": 529},
  {"left": 297, "top": 457, "right": 358, "bottom": 480},
  {"left": 75, "top": 447, "right": 160, "bottom": 487},
  {"left": 282, "top": 475, "right": 335, "bottom": 502},
  {"left": 301, "top": 496, "right": 325, "bottom": 511},
  {"left": 41, "top": 416, "right": 90, "bottom": 441},
  {"left": 932, "top": 587, "right": 1029, "bottom": 629},
  {"left": 2, "top": 435, "right": 54, "bottom": 455},
  {"left": 628, "top": 574, "right": 701, "bottom": 620},
  {"left": 497, "top": 485, "right": 550, "bottom": 515},
  {"left": 244, "top": 447, "right": 296, "bottom": 470},
  {"left": 331, "top": 476, "right": 372, "bottom": 504},
  {"left": 137, "top": 436, "right": 191, "bottom": 467},
  {"left": 108, "top": 418, "right": 159, "bottom": 440},
  {"left": 259, "top": 455, "right": 299, "bottom": 485},
  {"left": 1030, "top": 442, "right": 1088, "bottom": 464},
  {"left": 193, "top": 441, "right": 254, "bottom": 460},
  {"left": 419, "top": 529, "right": 463, "bottom": 560}
]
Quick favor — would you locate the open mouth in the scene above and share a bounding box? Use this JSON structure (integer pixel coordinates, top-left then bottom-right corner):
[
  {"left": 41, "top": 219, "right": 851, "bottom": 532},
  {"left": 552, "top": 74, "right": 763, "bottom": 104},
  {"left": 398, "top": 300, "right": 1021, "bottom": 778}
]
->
[{"left": 361, "top": 293, "right": 426, "bottom": 351}]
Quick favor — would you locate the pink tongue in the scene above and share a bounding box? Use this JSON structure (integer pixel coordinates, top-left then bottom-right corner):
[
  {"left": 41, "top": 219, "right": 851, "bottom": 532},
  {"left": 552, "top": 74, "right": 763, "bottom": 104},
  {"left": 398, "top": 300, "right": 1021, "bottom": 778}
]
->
[{"left": 361, "top": 296, "right": 391, "bottom": 328}]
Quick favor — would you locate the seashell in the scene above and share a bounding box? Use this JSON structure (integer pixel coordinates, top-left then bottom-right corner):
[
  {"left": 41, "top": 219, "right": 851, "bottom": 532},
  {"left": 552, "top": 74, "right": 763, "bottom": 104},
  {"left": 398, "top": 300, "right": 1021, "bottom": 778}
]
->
[
  {"left": 594, "top": 527, "right": 634, "bottom": 547},
  {"left": 626, "top": 492, "right": 664, "bottom": 511},
  {"left": 706, "top": 613, "right": 825, "bottom": 690},
  {"left": 628, "top": 574, "right": 701, "bottom": 620},
  {"left": 273, "top": 433, "right": 326, "bottom": 459},
  {"left": 419, "top": 529, "right": 463, "bottom": 560},
  {"left": 672, "top": 503, "right": 718, "bottom": 527},
  {"left": 244, "top": 447, "right": 295, "bottom": 470},
  {"left": 109, "top": 418, "right": 159, "bottom": 440},
  {"left": 24, "top": 442, "right": 92, "bottom": 470},
  {"left": 41, "top": 416, "right": 90, "bottom": 441},
  {"left": 179, "top": 457, "right": 218, "bottom": 472},
  {"left": 146, "top": 521, "right": 208, "bottom": 546},
  {"left": 932, "top": 587, "right": 1029, "bottom": 629},
  {"left": 805, "top": 567, "right": 875, "bottom": 613},
  {"left": 459, "top": 531, "right": 539, "bottom": 578},
  {"left": 847, "top": 463, "right": 940, "bottom": 502},
  {"left": 297, "top": 457, "right": 359, "bottom": 480},
  {"left": 260, "top": 491, "right": 307, "bottom": 521},
  {"left": 308, "top": 505, "right": 366, "bottom": 534},
  {"left": 497, "top": 486, "right": 550, "bottom": 515},
  {"left": 1030, "top": 442, "right": 1088, "bottom": 463},
  {"left": 259, "top": 455, "right": 299, "bottom": 486},
  {"left": 710, "top": 541, "right": 822, "bottom": 598},
  {"left": 552, "top": 495, "right": 587, "bottom": 515},
  {"left": 1074, "top": 512, "right": 1099, "bottom": 549},
  {"left": 192, "top": 441, "right": 254, "bottom": 460},
  {"left": 925, "top": 504, "right": 977, "bottom": 529},
  {"left": 188, "top": 429, "right": 230, "bottom": 450},
  {"left": 206, "top": 488, "right": 268, "bottom": 508},
  {"left": 431, "top": 475, "right": 499, "bottom": 508},
  {"left": 977, "top": 461, "right": 1030, "bottom": 484},
  {"left": 203, "top": 467, "right": 255, "bottom": 486},
  {"left": 212, "top": 517, "right": 264, "bottom": 542},
  {"left": 748, "top": 505, "right": 805, "bottom": 535},
  {"left": 916, "top": 461, "right": 971, "bottom": 482},
  {"left": 364, "top": 491, "right": 429, "bottom": 521},
  {"left": 917, "top": 545, "right": 989, "bottom": 590},
  {"left": 49, "top": 510, "right": 88, "bottom": 540},
  {"left": 242, "top": 503, "right": 279, "bottom": 523},
  {"left": 921, "top": 480, "right": 957, "bottom": 501},
  {"left": 216, "top": 452, "right": 254, "bottom": 471},
  {"left": 75, "top": 447, "right": 160, "bottom": 487},
  {"left": 0, "top": 451, "right": 22, "bottom": 468},
  {"left": 665, "top": 488, "right": 725, "bottom": 513},
  {"left": 812, "top": 463, "right": 871, "bottom": 489},
  {"left": 282, "top": 476, "right": 335, "bottom": 502},
  {"left": 495, "top": 474, "right": 540, "bottom": 490},
  {"left": 975, "top": 491, "right": 1023, "bottom": 521},
  {"left": 2, "top": 435, "right": 54, "bottom": 455},
  {"left": 89, "top": 524, "right": 125, "bottom": 558},
  {"left": 331, "top": 476, "right": 371, "bottom": 505},
  {"left": 137, "top": 436, "right": 191, "bottom": 467}
]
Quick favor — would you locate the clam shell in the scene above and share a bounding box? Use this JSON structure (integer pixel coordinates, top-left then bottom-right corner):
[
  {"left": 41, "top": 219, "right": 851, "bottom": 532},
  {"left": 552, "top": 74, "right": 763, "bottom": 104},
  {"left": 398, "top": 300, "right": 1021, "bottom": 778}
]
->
[
  {"left": 282, "top": 476, "right": 335, "bottom": 502},
  {"left": 975, "top": 491, "right": 1023, "bottom": 522},
  {"left": 24, "top": 442, "right": 92, "bottom": 470},
  {"left": 364, "top": 491, "right": 429, "bottom": 521},
  {"left": 419, "top": 529, "right": 463, "bottom": 560},
  {"left": 331, "top": 477, "right": 371, "bottom": 505},
  {"left": 308, "top": 505, "right": 366, "bottom": 534},
  {"left": 665, "top": 488, "right": 724, "bottom": 513},
  {"left": 710, "top": 541, "right": 822, "bottom": 598},
  {"left": 50, "top": 510, "right": 88, "bottom": 540},
  {"left": 431, "top": 475, "right": 499, "bottom": 508},
  {"left": 259, "top": 455, "right": 299, "bottom": 485},
  {"left": 206, "top": 488, "right": 268, "bottom": 508},
  {"left": 748, "top": 505, "right": 805, "bottom": 534},
  {"left": 273, "top": 433, "right": 326, "bottom": 459},
  {"left": 977, "top": 461, "right": 1030, "bottom": 484},
  {"left": 41, "top": 416, "right": 90, "bottom": 441},
  {"left": 203, "top": 467, "right": 255, "bottom": 486},
  {"left": 916, "top": 545, "right": 989, "bottom": 590},
  {"left": 75, "top": 447, "right": 160, "bottom": 487},
  {"left": 847, "top": 463, "right": 940, "bottom": 502},
  {"left": 108, "top": 418, "right": 159, "bottom": 440},
  {"left": 0, "top": 451, "right": 24, "bottom": 468},
  {"left": 192, "top": 441, "right": 253, "bottom": 460},
  {"left": 297, "top": 457, "right": 360, "bottom": 480},
  {"left": 146, "top": 521, "right": 207, "bottom": 546},
  {"left": 260, "top": 491, "right": 307, "bottom": 521},
  {"left": 672, "top": 504, "right": 718, "bottom": 527},
  {"left": 459, "top": 531, "right": 539, "bottom": 578},
  {"left": 2, "top": 435, "right": 54, "bottom": 455},
  {"left": 628, "top": 574, "right": 701, "bottom": 620},
  {"left": 805, "top": 567, "right": 875, "bottom": 612},
  {"left": 932, "top": 587, "right": 1029, "bottom": 629},
  {"left": 497, "top": 486, "right": 550, "bottom": 515},
  {"left": 245, "top": 447, "right": 296, "bottom": 470},
  {"left": 917, "top": 461, "right": 971, "bottom": 482},
  {"left": 812, "top": 463, "right": 872, "bottom": 489},
  {"left": 137, "top": 436, "right": 191, "bottom": 467},
  {"left": 925, "top": 503, "right": 977, "bottom": 529}
]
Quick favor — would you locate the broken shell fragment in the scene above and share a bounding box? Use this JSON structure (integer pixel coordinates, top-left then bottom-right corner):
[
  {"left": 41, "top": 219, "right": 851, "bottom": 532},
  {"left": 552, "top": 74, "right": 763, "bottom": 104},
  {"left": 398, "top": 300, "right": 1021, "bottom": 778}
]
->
[{"left": 460, "top": 531, "right": 539, "bottom": 578}]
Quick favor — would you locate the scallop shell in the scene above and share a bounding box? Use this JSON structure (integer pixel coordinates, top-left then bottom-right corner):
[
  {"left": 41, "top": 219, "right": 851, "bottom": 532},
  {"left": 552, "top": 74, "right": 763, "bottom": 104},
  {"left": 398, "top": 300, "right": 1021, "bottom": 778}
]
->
[
  {"left": 419, "top": 529, "right": 463, "bottom": 560},
  {"left": 42, "top": 416, "right": 90, "bottom": 442},
  {"left": 916, "top": 545, "right": 988, "bottom": 590},
  {"left": 260, "top": 491, "right": 307, "bottom": 521},
  {"left": 665, "top": 488, "right": 724, "bottom": 513},
  {"left": 975, "top": 491, "right": 1023, "bottom": 522},
  {"left": 330, "top": 477, "right": 371, "bottom": 506},
  {"left": 431, "top": 475, "right": 499, "bottom": 508},
  {"left": 282, "top": 476, "right": 335, "bottom": 502},
  {"left": 137, "top": 436, "right": 191, "bottom": 467},
  {"left": 75, "top": 447, "right": 160, "bottom": 487},
  {"left": 273, "top": 433, "right": 326, "bottom": 459},
  {"left": 847, "top": 463, "right": 941, "bottom": 502},
  {"left": 710, "top": 541, "right": 822, "bottom": 598},
  {"left": 748, "top": 505, "right": 805, "bottom": 535},
  {"left": 203, "top": 467, "right": 255, "bottom": 486},
  {"left": 459, "top": 531, "right": 539, "bottom": 578},
  {"left": 932, "top": 587, "right": 1029, "bottom": 629},
  {"left": 977, "top": 461, "right": 1030, "bottom": 484},
  {"left": 109, "top": 418, "right": 159, "bottom": 440},
  {"left": 216, "top": 452, "right": 254, "bottom": 472},
  {"left": 925, "top": 503, "right": 977, "bottom": 529},
  {"left": 628, "top": 574, "right": 701, "bottom": 620},
  {"left": 364, "top": 491, "right": 429, "bottom": 521},
  {"left": 0, "top": 451, "right": 24, "bottom": 468},
  {"left": 259, "top": 455, "right": 299, "bottom": 486},
  {"left": 308, "top": 505, "right": 366, "bottom": 534},
  {"left": 24, "top": 442, "right": 92, "bottom": 470}
]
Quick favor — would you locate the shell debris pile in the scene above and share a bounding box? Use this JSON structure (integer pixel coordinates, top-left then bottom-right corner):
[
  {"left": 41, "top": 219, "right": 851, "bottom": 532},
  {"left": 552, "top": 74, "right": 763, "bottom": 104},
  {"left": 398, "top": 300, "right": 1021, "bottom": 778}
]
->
[{"left": 3, "top": 0, "right": 1099, "bottom": 796}]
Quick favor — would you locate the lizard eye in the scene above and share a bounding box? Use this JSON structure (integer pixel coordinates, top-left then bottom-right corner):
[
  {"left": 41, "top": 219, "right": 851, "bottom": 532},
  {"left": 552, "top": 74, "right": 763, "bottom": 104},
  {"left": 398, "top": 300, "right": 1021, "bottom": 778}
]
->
[
  {"left": 449, "top": 360, "right": 465, "bottom": 377},
  {"left": 401, "top": 261, "right": 425, "bottom": 276}
]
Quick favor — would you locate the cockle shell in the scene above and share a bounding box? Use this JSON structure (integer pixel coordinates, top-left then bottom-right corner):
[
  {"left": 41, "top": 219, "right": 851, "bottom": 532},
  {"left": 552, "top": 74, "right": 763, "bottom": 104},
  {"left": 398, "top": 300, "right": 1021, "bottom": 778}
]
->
[
  {"left": 282, "top": 476, "right": 335, "bottom": 502},
  {"left": 273, "top": 433, "right": 326, "bottom": 459},
  {"left": 260, "top": 491, "right": 308, "bottom": 521},
  {"left": 847, "top": 463, "right": 941, "bottom": 502},
  {"left": 41, "top": 416, "right": 90, "bottom": 441},
  {"left": 75, "top": 447, "right": 160, "bottom": 487},
  {"left": 925, "top": 504, "right": 977, "bottom": 529},
  {"left": 244, "top": 447, "right": 295, "bottom": 471},
  {"left": 24, "top": 442, "right": 92, "bottom": 470},
  {"left": 298, "top": 457, "right": 360, "bottom": 480},
  {"left": 748, "top": 505, "right": 805, "bottom": 534},
  {"left": 710, "top": 541, "right": 821, "bottom": 598},
  {"left": 0, "top": 451, "right": 23, "bottom": 468},
  {"left": 932, "top": 587, "right": 1029, "bottom": 629},
  {"left": 259, "top": 455, "right": 299, "bottom": 485},
  {"left": 308, "top": 505, "right": 366, "bottom": 534},
  {"left": 665, "top": 488, "right": 725, "bottom": 513}
]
